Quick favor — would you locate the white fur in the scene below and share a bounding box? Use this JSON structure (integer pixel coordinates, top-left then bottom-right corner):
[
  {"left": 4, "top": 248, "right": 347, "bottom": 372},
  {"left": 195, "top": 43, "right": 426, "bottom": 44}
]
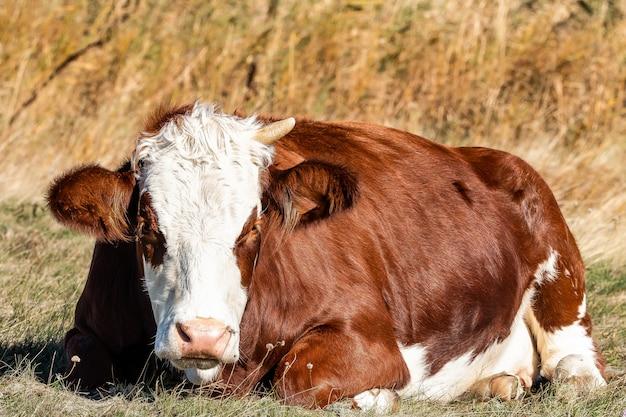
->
[
  {"left": 525, "top": 308, "right": 604, "bottom": 385},
  {"left": 353, "top": 389, "right": 398, "bottom": 414},
  {"left": 397, "top": 289, "right": 538, "bottom": 401},
  {"left": 533, "top": 247, "right": 559, "bottom": 286},
  {"left": 133, "top": 103, "right": 273, "bottom": 383},
  {"left": 184, "top": 367, "right": 223, "bottom": 385}
]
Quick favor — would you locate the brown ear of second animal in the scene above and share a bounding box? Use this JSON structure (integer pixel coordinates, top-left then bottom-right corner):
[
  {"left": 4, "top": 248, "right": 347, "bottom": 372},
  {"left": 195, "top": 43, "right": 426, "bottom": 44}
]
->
[{"left": 47, "top": 165, "right": 136, "bottom": 242}]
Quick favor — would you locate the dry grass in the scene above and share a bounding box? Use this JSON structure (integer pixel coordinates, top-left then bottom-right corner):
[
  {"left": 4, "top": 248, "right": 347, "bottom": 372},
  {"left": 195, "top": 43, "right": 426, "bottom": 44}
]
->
[{"left": 0, "top": 0, "right": 624, "bottom": 267}]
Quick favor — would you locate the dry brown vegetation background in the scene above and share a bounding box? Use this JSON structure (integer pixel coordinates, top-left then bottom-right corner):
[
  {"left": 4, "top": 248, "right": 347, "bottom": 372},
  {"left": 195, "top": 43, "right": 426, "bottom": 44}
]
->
[{"left": 0, "top": 0, "right": 624, "bottom": 267}]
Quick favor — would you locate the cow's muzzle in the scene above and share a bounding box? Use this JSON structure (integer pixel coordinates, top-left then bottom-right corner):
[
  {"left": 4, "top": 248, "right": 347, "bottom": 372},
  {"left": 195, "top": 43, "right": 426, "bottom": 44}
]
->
[{"left": 166, "top": 317, "right": 236, "bottom": 369}]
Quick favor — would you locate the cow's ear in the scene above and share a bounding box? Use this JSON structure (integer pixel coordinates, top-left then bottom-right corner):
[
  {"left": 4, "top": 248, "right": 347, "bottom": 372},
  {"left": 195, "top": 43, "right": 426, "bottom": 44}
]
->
[
  {"left": 47, "top": 165, "right": 136, "bottom": 242},
  {"left": 266, "top": 161, "right": 358, "bottom": 229},
  {"left": 270, "top": 146, "right": 306, "bottom": 171}
]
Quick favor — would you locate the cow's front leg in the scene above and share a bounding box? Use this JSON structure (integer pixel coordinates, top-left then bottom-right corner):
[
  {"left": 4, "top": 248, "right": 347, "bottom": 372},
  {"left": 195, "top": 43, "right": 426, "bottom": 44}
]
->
[
  {"left": 64, "top": 327, "right": 156, "bottom": 388},
  {"left": 64, "top": 327, "right": 114, "bottom": 388},
  {"left": 272, "top": 329, "right": 409, "bottom": 410}
]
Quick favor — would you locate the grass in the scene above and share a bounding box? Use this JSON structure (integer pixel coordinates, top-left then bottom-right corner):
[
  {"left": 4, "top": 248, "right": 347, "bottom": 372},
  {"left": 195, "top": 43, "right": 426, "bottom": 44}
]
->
[
  {"left": 0, "top": 209, "right": 625, "bottom": 416},
  {"left": 0, "top": 0, "right": 625, "bottom": 415}
]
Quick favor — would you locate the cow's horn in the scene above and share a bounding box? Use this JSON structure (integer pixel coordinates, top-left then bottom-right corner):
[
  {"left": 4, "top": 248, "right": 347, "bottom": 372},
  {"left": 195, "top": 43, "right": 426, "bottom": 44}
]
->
[{"left": 253, "top": 118, "right": 296, "bottom": 145}]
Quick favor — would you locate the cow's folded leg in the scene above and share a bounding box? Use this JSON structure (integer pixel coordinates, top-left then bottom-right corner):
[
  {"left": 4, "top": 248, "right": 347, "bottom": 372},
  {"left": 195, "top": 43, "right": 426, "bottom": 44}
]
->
[
  {"left": 467, "top": 372, "right": 525, "bottom": 401},
  {"left": 64, "top": 328, "right": 114, "bottom": 389},
  {"left": 526, "top": 253, "right": 607, "bottom": 392},
  {"left": 272, "top": 329, "right": 408, "bottom": 410}
]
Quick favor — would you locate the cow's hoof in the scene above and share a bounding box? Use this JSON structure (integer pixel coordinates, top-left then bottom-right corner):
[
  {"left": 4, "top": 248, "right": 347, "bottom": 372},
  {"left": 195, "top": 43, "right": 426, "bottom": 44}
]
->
[
  {"left": 554, "top": 354, "right": 606, "bottom": 393},
  {"left": 468, "top": 373, "right": 525, "bottom": 401},
  {"left": 352, "top": 388, "right": 400, "bottom": 414},
  {"left": 489, "top": 374, "right": 524, "bottom": 401}
]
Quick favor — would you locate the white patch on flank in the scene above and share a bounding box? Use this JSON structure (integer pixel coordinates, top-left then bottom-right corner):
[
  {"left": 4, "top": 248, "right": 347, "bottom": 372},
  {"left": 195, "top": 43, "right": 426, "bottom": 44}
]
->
[
  {"left": 397, "top": 289, "right": 538, "bottom": 401},
  {"left": 133, "top": 103, "right": 274, "bottom": 384},
  {"left": 533, "top": 247, "right": 559, "bottom": 286}
]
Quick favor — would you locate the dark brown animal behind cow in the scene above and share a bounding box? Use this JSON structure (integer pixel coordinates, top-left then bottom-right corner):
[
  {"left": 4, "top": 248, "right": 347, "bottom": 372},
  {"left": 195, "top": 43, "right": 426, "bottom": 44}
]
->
[{"left": 46, "top": 103, "right": 606, "bottom": 411}]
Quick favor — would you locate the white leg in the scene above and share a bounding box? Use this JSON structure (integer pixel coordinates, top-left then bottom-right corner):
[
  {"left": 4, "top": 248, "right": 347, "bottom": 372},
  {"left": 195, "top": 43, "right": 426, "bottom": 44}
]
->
[{"left": 526, "top": 310, "right": 606, "bottom": 391}]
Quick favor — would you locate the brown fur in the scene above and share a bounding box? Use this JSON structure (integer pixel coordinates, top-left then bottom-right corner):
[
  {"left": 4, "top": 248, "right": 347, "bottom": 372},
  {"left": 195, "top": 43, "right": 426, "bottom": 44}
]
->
[
  {"left": 47, "top": 165, "right": 135, "bottom": 242},
  {"left": 234, "top": 209, "right": 262, "bottom": 288},
  {"left": 143, "top": 103, "right": 193, "bottom": 136},
  {"left": 137, "top": 193, "right": 166, "bottom": 267},
  {"left": 48, "top": 109, "right": 604, "bottom": 404}
]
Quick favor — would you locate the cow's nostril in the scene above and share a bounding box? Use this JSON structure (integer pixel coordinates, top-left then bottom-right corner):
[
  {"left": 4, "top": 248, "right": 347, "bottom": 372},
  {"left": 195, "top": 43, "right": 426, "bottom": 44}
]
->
[
  {"left": 176, "top": 322, "right": 192, "bottom": 343},
  {"left": 174, "top": 317, "right": 235, "bottom": 363}
]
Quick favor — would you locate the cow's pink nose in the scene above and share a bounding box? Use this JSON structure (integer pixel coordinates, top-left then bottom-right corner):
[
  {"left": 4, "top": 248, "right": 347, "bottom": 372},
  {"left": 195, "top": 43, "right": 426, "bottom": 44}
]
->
[{"left": 175, "top": 318, "right": 232, "bottom": 360}]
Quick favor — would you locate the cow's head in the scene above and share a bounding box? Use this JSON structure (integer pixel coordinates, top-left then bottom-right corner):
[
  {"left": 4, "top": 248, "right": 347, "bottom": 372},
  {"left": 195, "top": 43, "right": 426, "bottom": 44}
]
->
[{"left": 47, "top": 102, "right": 357, "bottom": 384}]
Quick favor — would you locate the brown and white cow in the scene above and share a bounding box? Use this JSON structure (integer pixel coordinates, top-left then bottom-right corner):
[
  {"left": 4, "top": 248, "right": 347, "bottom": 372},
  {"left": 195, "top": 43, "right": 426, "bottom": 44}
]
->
[{"left": 48, "top": 102, "right": 606, "bottom": 411}]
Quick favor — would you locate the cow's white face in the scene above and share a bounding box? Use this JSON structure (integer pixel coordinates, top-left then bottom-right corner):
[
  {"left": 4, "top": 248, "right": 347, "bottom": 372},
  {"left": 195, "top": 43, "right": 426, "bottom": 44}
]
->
[{"left": 132, "top": 103, "right": 274, "bottom": 384}]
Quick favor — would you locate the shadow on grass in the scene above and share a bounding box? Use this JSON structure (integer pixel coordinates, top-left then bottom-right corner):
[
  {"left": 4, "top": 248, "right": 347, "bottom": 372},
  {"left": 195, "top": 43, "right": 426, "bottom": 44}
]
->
[
  {"left": 0, "top": 339, "right": 189, "bottom": 400},
  {"left": 0, "top": 339, "right": 66, "bottom": 382}
]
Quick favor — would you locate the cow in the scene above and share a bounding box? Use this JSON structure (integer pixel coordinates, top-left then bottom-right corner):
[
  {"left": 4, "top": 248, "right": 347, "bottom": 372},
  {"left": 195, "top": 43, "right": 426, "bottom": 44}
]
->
[{"left": 47, "top": 102, "right": 606, "bottom": 411}]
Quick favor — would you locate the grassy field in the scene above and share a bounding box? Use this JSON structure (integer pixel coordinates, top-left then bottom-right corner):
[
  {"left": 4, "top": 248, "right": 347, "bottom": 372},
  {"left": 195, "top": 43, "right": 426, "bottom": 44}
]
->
[
  {"left": 0, "top": 203, "right": 625, "bottom": 416},
  {"left": 1, "top": 0, "right": 625, "bottom": 415}
]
